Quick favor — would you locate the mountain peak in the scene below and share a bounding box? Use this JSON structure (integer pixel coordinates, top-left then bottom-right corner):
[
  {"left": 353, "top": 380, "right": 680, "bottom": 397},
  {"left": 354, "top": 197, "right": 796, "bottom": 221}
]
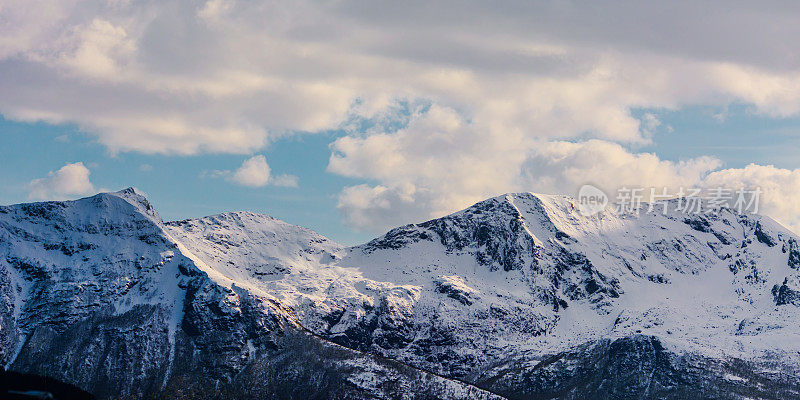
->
[
  {"left": 104, "top": 187, "right": 161, "bottom": 222},
  {"left": 116, "top": 186, "right": 140, "bottom": 195}
]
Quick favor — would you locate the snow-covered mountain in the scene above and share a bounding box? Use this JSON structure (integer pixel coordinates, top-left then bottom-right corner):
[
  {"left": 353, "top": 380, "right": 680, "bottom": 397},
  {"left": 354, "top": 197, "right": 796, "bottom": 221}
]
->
[
  {"left": 332, "top": 193, "right": 800, "bottom": 398},
  {"left": 0, "top": 189, "right": 499, "bottom": 400},
  {"left": 3, "top": 189, "right": 800, "bottom": 399}
]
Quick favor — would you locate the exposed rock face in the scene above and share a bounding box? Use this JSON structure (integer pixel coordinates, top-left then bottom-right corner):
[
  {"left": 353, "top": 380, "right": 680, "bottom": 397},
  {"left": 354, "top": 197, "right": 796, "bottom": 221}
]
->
[
  {"left": 475, "top": 335, "right": 800, "bottom": 400},
  {"left": 772, "top": 276, "right": 800, "bottom": 306},
  {"left": 4, "top": 189, "right": 800, "bottom": 399},
  {"left": 364, "top": 196, "right": 539, "bottom": 273}
]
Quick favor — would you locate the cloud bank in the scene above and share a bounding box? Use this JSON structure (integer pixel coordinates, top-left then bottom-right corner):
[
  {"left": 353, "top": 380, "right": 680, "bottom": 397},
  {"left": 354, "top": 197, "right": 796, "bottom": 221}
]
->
[
  {"left": 4, "top": 1, "right": 800, "bottom": 232},
  {"left": 4, "top": 0, "right": 800, "bottom": 155},
  {"left": 330, "top": 106, "right": 800, "bottom": 233}
]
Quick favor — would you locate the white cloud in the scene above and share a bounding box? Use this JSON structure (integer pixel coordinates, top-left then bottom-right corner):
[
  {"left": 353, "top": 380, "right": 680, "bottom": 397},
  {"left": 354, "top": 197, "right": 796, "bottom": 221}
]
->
[
  {"left": 28, "top": 162, "right": 96, "bottom": 200},
  {"left": 329, "top": 105, "right": 723, "bottom": 232},
  {"left": 3, "top": 1, "right": 800, "bottom": 154},
  {"left": 331, "top": 109, "right": 800, "bottom": 234},
  {"left": 270, "top": 174, "right": 299, "bottom": 188},
  {"left": 232, "top": 155, "right": 271, "bottom": 187},
  {"left": 517, "top": 140, "right": 723, "bottom": 199},
  {"left": 5, "top": 1, "right": 800, "bottom": 234},
  {"left": 329, "top": 105, "right": 531, "bottom": 230},
  {"left": 704, "top": 164, "right": 800, "bottom": 233},
  {"left": 229, "top": 155, "right": 298, "bottom": 188},
  {"left": 331, "top": 116, "right": 726, "bottom": 232},
  {"left": 59, "top": 18, "right": 135, "bottom": 79},
  {"left": 337, "top": 183, "right": 436, "bottom": 231}
]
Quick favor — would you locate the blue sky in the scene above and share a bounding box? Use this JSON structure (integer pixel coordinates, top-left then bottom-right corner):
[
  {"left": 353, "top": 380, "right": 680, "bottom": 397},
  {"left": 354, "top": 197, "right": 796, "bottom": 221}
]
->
[
  {"left": 0, "top": 115, "right": 373, "bottom": 244},
  {"left": 3, "top": 1, "right": 800, "bottom": 243},
  {"left": 3, "top": 105, "right": 800, "bottom": 245},
  {"left": 637, "top": 105, "right": 800, "bottom": 171}
]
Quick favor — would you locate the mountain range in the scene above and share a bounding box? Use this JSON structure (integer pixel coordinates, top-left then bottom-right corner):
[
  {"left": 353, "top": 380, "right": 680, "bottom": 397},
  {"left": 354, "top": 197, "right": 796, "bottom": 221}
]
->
[{"left": 2, "top": 188, "right": 800, "bottom": 399}]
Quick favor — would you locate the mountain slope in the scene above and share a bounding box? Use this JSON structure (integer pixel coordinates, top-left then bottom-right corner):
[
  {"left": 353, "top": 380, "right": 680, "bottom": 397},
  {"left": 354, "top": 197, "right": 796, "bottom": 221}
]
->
[
  {"left": 162, "top": 191, "right": 800, "bottom": 398},
  {"left": 4, "top": 189, "right": 800, "bottom": 399},
  {"left": 0, "top": 189, "right": 501, "bottom": 400},
  {"left": 326, "top": 193, "right": 800, "bottom": 392}
]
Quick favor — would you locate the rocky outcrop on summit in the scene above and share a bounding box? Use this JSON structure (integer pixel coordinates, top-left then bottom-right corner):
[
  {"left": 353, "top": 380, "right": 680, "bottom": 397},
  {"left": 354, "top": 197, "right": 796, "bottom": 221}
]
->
[{"left": 364, "top": 196, "right": 538, "bottom": 273}]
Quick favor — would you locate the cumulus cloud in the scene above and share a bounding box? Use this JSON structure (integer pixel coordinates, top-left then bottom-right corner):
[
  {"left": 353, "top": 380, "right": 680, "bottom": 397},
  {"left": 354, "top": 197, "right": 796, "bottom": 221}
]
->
[
  {"left": 28, "top": 162, "right": 96, "bottom": 200},
  {"left": 336, "top": 184, "right": 440, "bottom": 232},
  {"left": 329, "top": 104, "right": 531, "bottom": 230},
  {"left": 270, "top": 174, "right": 299, "bottom": 188},
  {"left": 704, "top": 165, "right": 800, "bottom": 232},
  {"left": 3, "top": 1, "right": 800, "bottom": 154},
  {"left": 232, "top": 155, "right": 271, "bottom": 187},
  {"left": 5, "top": 1, "right": 800, "bottom": 233},
  {"left": 329, "top": 104, "right": 800, "bottom": 234},
  {"left": 228, "top": 155, "right": 298, "bottom": 188},
  {"left": 331, "top": 109, "right": 800, "bottom": 234},
  {"left": 329, "top": 105, "right": 722, "bottom": 232},
  {"left": 517, "top": 140, "right": 723, "bottom": 198}
]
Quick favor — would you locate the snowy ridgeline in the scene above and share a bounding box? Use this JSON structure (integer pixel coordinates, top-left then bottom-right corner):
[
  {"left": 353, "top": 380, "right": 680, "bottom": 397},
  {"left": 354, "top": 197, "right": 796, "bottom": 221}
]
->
[{"left": 2, "top": 188, "right": 800, "bottom": 399}]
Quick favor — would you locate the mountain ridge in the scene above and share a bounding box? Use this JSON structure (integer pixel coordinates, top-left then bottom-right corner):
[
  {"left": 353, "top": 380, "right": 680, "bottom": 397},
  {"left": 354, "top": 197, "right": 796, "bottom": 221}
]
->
[
  {"left": 0, "top": 189, "right": 500, "bottom": 399},
  {"left": 3, "top": 188, "right": 800, "bottom": 399}
]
